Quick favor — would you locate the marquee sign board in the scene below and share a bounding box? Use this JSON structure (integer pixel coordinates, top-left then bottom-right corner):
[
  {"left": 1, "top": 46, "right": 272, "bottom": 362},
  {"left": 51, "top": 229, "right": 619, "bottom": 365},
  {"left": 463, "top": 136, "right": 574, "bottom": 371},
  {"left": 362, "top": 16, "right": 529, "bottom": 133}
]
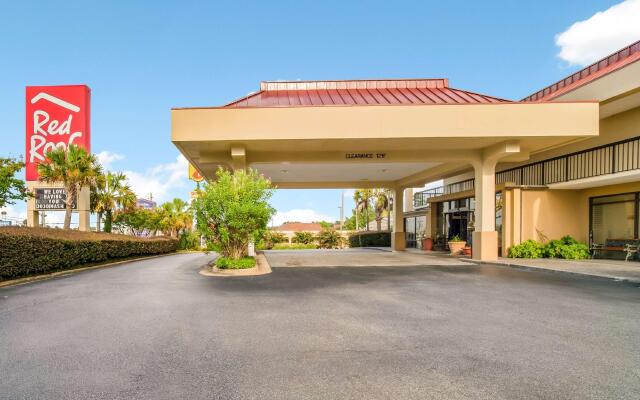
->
[
  {"left": 35, "top": 188, "right": 77, "bottom": 211},
  {"left": 25, "top": 85, "right": 91, "bottom": 181}
]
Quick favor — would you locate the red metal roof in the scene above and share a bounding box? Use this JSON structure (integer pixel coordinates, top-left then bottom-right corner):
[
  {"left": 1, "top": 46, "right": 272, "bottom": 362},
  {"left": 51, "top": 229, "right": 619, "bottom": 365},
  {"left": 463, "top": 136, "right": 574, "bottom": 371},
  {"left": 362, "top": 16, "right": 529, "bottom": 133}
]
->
[
  {"left": 273, "top": 222, "right": 323, "bottom": 232},
  {"left": 523, "top": 40, "right": 640, "bottom": 102},
  {"left": 224, "top": 79, "right": 510, "bottom": 108}
]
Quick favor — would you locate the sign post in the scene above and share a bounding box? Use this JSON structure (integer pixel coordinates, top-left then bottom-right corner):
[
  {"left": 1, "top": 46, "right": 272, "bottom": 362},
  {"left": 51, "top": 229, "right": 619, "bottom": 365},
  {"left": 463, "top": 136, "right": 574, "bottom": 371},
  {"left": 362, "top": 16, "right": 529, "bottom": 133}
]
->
[{"left": 25, "top": 85, "right": 91, "bottom": 230}]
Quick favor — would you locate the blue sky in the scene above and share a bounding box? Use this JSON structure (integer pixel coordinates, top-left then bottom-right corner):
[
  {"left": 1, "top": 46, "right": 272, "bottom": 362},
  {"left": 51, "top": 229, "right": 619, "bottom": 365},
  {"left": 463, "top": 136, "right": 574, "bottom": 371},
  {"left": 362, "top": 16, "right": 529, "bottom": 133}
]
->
[{"left": 2, "top": 0, "right": 639, "bottom": 225}]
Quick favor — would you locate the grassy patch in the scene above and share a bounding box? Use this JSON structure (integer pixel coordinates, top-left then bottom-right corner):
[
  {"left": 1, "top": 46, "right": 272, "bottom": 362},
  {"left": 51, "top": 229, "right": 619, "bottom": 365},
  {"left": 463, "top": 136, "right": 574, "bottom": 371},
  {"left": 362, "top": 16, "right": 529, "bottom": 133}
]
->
[
  {"left": 215, "top": 256, "right": 256, "bottom": 269},
  {"left": 272, "top": 243, "right": 318, "bottom": 250}
]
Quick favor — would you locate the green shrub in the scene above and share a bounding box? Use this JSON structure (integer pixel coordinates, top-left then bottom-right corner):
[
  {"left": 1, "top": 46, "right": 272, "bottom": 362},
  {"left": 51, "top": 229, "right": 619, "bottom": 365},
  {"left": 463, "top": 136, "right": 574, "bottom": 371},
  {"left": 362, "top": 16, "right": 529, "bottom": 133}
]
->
[
  {"left": 543, "top": 235, "right": 589, "bottom": 259},
  {"left": 0, "top": 227, "right": 178, "bottom": 280},
  {"left": 261, "top": 230, "right": 288, "bottom": 249},
  {"left": 508, "top": 240, "right": 545, "bottom": 258},
  {"left": 215, "top": 256, "right": 256, "bottom": 269},
  {"left": 272, "top": 243, "right": 317, "bottom": 250},
  {"left": 348, "top": 231, "right": 391, "bottom": 247},
  {"left": 292, "top": 231, "right": 315, "bottom": 244},
  {"left": 509, "top": 235, "right": 590, "bottom": 259},
  {"left": 316, "top": 229, "right": 345, "bottom": 249},
  {"left": 178, "top": 231, "right": 201, "bottom": 250}
]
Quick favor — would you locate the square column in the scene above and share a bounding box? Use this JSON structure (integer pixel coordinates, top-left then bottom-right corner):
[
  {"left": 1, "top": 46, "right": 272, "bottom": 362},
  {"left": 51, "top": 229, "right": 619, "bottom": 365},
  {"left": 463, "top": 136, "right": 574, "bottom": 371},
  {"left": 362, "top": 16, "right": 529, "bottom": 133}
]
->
[
  {"left": 77, "top": 186, "right": 91, "bottom": 232},
  {"left": 472, "top": 160, "right": 498, "bottom": 261},
  {"left": 27, "top": 210, "right": 40, "bottom": 227},
  {"left": 391, "top": 187, "right": 405, "bottom": 251}
]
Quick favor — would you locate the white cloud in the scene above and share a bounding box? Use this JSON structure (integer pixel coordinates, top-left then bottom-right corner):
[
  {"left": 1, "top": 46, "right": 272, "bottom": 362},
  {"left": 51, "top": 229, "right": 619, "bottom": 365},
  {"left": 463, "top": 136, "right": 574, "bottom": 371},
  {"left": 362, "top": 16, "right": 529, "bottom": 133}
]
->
[
  {"left": 556, "top": 0, "right": 640, "bottom": 66},
  {"left": 124, "top": 154, "right": 190, "bottom": 203},
  {"left": 270, "top": 209, "right": 336, "bottom": 227},
  {"left": 0, "top": 204, "right": 27, "bottom": 222},
  {"left": 96, "top": 150, "right": 125, "bottom": 171}
]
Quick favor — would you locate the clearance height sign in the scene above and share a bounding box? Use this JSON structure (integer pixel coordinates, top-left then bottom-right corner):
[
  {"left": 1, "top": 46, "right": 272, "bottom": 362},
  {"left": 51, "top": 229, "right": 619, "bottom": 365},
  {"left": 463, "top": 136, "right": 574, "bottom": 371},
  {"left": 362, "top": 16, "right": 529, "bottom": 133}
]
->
[{"left": 25, "top": 85, "right": 91, "bottom": 181}]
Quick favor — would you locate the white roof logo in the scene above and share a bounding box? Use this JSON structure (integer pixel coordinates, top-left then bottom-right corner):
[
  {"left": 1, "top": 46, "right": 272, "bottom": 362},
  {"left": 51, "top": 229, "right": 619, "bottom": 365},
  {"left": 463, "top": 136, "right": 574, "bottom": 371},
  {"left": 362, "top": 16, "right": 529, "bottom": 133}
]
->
[{"left": 30, "top": 92, "right": 80, "bottom": 112}]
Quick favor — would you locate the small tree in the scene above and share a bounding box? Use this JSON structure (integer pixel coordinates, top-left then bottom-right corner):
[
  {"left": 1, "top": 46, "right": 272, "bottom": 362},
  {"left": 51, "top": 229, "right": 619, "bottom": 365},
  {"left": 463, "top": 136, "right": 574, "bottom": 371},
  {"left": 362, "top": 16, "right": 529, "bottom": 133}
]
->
[
  {"left": 193, "top": 168, "right": 275, "bottom": 260},
  {"left": 262, "top": 230, "right": 287, "bottom": 249},
  {"left": 37, "top": 145, "right": 102, "bottom": 229},
  {"left": 317, "top": 228, "right": 344, "bottom": 249},
  {"left": 113, "top": 208, "right": 153, "bottom": 236},
  {"left": 0, "top": 157, "right": 31, "bottom": 208},
  {"left": 293, "top": 231, "right": 315, "bottom": 244}
]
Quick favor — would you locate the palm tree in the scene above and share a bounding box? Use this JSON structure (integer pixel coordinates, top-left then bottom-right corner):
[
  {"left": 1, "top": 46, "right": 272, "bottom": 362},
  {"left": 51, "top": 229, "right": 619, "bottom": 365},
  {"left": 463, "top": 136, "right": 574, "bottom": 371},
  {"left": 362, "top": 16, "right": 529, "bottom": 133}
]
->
[
  {"left": 354, "top": 189, "right": 373, "bottom": 231},
  {"left": 90, "top": 173, "right": 106, "bottom": 231},
  {"left": 37, "top": 145, "right": 102, "bottom": 230},
  {"left": 373, "top": 189, "right": 391, "bottom": 231},
  {"left": 94, "top": 172, "right": 136, "bottom": 233},
  {"left": 159, "top": 198, "right": 192, "bottom": 238}
]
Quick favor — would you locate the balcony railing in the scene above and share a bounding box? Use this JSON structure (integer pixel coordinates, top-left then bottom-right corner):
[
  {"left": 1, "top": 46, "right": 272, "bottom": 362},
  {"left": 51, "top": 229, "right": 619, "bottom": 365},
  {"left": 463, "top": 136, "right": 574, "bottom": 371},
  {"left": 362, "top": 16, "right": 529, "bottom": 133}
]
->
[
  {"left": 496, "top": 136, "right": 640, "bottom": 186},
  {"left": 413, "top": 186, "right": 444, "bottom": 208},
  {"left": 413, "top": 136, "right": 640, "bottom": 207}
]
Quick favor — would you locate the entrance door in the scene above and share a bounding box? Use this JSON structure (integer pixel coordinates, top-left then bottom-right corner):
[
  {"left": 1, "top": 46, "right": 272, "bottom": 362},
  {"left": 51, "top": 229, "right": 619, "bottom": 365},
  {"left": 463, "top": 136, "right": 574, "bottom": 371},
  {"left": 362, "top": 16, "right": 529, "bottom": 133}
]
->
[{"left": 447, "top": 212, "right": 469, "bottom": 241}]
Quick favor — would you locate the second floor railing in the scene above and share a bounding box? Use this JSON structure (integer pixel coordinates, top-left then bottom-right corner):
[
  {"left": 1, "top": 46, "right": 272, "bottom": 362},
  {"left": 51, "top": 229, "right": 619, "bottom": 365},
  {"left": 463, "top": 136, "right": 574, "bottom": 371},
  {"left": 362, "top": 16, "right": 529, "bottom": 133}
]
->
[
  {"left": 413, "top": 135, "right": 640, "bottom": 208},
  {"left": 496, "top": 136, "right": 640, "bottom": 186},
  {"left": 413, "top": 186, "right": 444, "bottom": 208}
]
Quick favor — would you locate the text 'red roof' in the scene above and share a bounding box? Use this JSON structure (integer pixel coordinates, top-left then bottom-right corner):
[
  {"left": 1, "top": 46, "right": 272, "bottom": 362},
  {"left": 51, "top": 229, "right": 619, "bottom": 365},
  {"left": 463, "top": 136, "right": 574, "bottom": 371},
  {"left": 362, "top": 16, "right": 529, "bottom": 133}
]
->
[
  {"left": 523, "top": 40, "right": 640, "bottom": 102},
  {"left": 224, "top": 79, "right": 509, "bottom": 108}
]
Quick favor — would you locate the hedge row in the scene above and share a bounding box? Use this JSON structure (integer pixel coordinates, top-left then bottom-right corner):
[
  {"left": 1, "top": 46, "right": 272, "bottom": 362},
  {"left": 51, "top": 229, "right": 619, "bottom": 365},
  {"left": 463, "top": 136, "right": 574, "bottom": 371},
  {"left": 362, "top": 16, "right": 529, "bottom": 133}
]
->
[
  {"left": 348, "top": 231, "right": 391, "bottom": 247},
  {"left": 0, "top": 228, "right": 178, "bottom": 280}
]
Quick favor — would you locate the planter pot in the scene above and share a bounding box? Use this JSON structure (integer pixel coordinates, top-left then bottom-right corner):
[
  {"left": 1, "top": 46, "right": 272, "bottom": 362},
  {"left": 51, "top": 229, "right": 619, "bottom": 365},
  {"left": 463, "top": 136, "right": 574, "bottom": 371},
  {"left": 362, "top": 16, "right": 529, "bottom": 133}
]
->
[
  {"left": 423, "top": 238, "right": 434, "bottom": 251},
  {"left": 462, "top": 246, "right": 472, "bottom": 256},
  {"left": 448, "top": 241, "right": 466, "bottom": 255}
]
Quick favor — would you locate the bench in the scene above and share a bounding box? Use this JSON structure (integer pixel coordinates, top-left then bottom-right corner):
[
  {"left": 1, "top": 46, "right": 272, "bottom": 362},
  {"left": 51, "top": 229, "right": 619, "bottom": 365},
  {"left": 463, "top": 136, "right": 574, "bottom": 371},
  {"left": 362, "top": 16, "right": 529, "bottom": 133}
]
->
[{"left": 591, "top": 239, "right": 639, "bottom": 261}]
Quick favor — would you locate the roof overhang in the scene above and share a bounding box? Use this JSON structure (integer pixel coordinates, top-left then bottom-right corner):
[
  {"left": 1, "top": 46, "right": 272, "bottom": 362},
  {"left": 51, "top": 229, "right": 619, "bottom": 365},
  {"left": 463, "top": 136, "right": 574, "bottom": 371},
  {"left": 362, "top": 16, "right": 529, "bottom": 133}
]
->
[
  {"left": 172, "top": 102, "right": 599, "bottom": 188},
  {"left": 552, "top": 59, "right": 640, "bottom": 118}
]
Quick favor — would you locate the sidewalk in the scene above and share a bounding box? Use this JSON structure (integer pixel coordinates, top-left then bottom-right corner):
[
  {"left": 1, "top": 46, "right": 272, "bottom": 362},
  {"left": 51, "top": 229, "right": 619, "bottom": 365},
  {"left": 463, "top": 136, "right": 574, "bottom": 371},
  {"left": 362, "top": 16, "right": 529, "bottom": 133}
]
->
[
  {"left": 490, "top": 257, "right": 640, "bottom": 283},
  {"left": 404, "top": 248, "right": 640, "bottom": 283}
]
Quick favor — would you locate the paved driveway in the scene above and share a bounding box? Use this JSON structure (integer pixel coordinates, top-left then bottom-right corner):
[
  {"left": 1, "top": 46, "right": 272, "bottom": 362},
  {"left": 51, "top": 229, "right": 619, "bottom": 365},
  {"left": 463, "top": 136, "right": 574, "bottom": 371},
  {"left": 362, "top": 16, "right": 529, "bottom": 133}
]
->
[
  {"left": 263, "top": 248, "right": 470, "bottom": 267},
  {"left": 1, "top": 252, "right": 639, "bottom": 399}
]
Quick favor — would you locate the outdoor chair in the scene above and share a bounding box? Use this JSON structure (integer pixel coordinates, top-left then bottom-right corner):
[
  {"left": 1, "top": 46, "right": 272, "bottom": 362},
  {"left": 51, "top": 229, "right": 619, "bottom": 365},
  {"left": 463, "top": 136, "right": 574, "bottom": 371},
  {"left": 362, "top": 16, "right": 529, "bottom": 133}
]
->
[
  {"left": 591, "top": 239, "right": 639, "bottom": 261},
  {"left": 624, "top": 243, "right": 639, "bottom": 262}
]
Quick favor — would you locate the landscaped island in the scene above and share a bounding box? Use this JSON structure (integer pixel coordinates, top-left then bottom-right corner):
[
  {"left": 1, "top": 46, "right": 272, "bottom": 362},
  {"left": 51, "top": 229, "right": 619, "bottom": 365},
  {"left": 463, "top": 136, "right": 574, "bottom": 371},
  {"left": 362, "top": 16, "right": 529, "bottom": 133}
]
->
[{"left": 0, "top": 227, "right": 178, "bottom": 280}]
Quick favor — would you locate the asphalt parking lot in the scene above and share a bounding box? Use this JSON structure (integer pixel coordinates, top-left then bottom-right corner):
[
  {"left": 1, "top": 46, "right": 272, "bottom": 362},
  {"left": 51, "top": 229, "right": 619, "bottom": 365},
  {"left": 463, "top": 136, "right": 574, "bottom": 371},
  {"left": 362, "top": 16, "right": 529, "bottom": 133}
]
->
[{"left": 1, "top": 251, "right": 639, "bottom": 399}]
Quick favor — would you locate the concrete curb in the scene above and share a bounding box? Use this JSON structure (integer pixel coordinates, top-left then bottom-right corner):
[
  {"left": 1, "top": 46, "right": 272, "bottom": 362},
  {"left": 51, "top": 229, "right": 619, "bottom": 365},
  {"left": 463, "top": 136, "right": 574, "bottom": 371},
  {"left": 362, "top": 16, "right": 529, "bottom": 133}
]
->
[
  {"left": 462, "top": 258, "right": 640, "bottom": 284},
  {"left": 199, "top": 253, "right": 272, "bottom": 277},
  {"left": 0, "top": 252, "right": 179, "bottom": 289}
]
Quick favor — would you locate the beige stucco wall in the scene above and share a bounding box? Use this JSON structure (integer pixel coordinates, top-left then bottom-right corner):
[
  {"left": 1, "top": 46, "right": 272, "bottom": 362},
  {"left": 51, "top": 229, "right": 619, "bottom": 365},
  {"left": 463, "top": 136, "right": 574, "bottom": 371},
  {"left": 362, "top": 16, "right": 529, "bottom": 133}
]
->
[
  {"left": 501, "top": 181, "right": 640, "bottom": 255},
  {"left": 519, "top": 189, "right": 585, "bottom": 242}
]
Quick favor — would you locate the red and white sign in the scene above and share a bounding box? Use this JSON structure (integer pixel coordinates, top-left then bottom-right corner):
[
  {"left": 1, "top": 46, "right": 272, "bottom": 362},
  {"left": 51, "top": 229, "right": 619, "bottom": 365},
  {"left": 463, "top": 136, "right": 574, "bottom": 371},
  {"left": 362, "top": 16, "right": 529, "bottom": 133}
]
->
[{"left": 25, "top": 85, "right": 91, "bottom": 181}]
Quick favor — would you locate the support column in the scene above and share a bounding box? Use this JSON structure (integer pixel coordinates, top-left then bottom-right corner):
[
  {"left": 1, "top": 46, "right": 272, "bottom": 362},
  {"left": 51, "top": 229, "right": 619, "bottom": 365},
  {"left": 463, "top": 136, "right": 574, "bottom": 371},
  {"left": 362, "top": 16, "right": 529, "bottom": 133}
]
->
[
  {"left": 26, "top": 182, "right": 39, "bottom": 227},
  {"left": 391, "top": 187, "right": 405, "bottom": 251},
  {"left": 27, "top": 210, "right": 40, "bottom": 227},
  {"left": 404, "top": 188, "right": 414, "bottom": 213},
  {"left": 77, "top": 186, "right": 91, "bottom": 232},
  {"left": 471, "top": 141, "right": 521, "bottom": 261},
  {"left": 502, "top": 186, "right": 522, "bottom": 257},
  {"left": 472, "top": 160, "right": 498, "bottom": 261}
]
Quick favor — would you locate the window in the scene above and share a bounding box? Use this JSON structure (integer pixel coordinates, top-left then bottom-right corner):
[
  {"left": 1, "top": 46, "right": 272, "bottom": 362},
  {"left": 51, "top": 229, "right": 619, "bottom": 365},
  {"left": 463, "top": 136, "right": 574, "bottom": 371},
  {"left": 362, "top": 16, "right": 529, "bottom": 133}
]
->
[{"left": 590, "top": 193, "right": 638, "bottom": 245}]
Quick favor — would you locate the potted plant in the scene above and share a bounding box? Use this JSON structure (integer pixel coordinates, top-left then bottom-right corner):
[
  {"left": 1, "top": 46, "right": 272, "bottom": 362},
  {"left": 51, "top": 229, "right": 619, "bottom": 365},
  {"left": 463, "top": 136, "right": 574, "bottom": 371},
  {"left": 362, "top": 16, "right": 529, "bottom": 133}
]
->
[
  {"left": 462, "top": 245, "right": 472, "bottom": 256},
  {"left": 447, "top": 235, "right": 466, "bottom": 255},
  {"left": 423, "top": 236, "right": 434, "bottom": 251}
]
